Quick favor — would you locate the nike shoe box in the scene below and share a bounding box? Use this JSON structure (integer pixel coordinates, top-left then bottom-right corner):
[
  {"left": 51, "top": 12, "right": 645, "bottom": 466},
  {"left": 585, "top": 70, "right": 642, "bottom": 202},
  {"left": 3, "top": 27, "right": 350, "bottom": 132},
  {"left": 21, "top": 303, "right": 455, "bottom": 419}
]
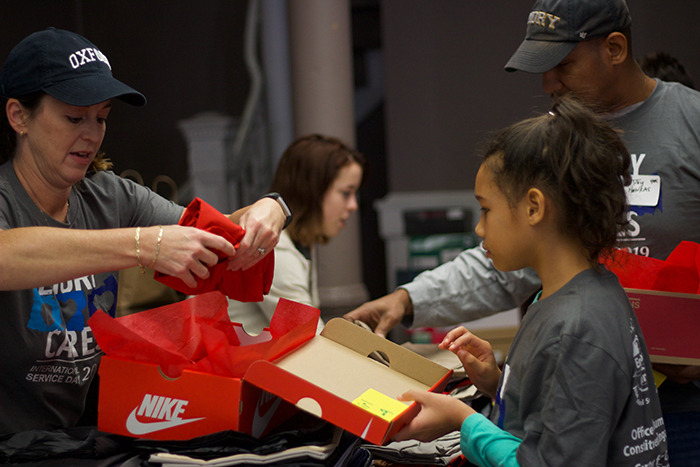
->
[
  {"left": 97, "top": 353, "right": 299, "bottom": 440},
  {"left": 95, "top": 295, "right": 452, "bottom": 444},
  {"left": 600, "top": 242, "right": 700, "bottom": 366},
  {"left": 626, "top": 288, "right": 700, "bottom": 365},
  {"left": 95, "top": 294, "right": 317, "bottom": 441}
]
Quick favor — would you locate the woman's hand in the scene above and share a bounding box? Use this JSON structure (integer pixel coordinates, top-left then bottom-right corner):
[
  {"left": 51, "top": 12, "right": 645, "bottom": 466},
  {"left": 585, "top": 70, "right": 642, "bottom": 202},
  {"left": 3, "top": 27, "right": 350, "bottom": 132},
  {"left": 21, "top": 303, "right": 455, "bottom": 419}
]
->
[
  {"left": 227, "top": 198, "right": 285, "bottom": 271},
  {"left": 147, "top": 225, "right": 236, "bottom": 288},
  {"left": 391, "top": 390, "right": 475, "bottom": 442},
  {"left": 440, "top": 326, "right": 502, "bottom": 399}
]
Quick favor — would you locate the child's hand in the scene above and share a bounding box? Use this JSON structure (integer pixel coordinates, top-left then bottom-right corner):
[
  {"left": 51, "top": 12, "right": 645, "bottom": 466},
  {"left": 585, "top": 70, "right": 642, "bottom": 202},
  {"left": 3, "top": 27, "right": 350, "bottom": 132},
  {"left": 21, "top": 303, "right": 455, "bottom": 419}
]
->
[
  {"left": 439, "top": 326, "right": 502, "bottom": 398},
  {"left": 391, "top": 390, "right": 475, "bottom": 442}
]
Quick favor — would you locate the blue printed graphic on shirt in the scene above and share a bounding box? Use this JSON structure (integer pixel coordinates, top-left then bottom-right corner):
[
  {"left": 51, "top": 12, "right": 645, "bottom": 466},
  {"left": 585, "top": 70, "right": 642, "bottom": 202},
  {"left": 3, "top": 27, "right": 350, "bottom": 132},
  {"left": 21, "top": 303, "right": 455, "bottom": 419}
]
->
[
  {"left": 27, "top": 273, "right": 118, "bottom": 333},
  {"left": 28, "top": 288, "right": 63, "bottom": 332},
  {"left": 87, "top": 274, "right": 118, "bottom": 318}
]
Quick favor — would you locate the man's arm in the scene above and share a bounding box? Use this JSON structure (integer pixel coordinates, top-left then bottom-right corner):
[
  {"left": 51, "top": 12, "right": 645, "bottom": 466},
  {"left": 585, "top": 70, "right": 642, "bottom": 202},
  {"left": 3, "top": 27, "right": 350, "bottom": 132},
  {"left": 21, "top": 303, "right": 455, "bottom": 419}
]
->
[
  {"left": 405, "top": 246, "right": 541, "bottom": 328},
  {"left": 345, "top": 246, "right": 541, "bottom": 336}
]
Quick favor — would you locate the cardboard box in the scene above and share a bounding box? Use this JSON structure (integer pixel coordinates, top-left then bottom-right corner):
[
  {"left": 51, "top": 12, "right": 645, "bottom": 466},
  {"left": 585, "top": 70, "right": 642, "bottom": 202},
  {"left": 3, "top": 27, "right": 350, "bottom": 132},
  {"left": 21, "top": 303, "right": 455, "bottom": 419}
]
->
[
  {"left": 244, "top": 318, "right": 453, "bottom": 445},
  {"left": 97, "top": 301, "right": 452, "bottom": 444},
  {"left": 97, "top": 325, "right": 302, "bottom": 441},
  {"left": 626, "top": 288, "right": 700, "bottom": 365}
]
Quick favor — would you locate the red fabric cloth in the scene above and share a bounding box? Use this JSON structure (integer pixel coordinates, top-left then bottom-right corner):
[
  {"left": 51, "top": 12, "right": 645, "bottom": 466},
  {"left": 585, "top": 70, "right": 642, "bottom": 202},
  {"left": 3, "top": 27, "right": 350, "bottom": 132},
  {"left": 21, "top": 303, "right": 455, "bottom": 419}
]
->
[
  {"left": 89, "top": 293, "right": 319, "bottom": 378},
  {"left": 601, "top": 241, "right": 700, "bottom": 294},
  {"left": 154, "top": 197, "right": 274, "bottom": 302}
]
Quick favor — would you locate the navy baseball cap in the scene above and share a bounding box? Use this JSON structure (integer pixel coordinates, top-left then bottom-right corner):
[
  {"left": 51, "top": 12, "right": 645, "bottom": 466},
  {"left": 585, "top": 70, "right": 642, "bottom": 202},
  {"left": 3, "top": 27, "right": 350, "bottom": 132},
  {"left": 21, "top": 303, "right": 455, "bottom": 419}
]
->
[
  {"left": 0, "top": 27, "right": 146, "bottom": 106},
  {"left": 505, "top": 0, "right": 632, "bottom": 73}
]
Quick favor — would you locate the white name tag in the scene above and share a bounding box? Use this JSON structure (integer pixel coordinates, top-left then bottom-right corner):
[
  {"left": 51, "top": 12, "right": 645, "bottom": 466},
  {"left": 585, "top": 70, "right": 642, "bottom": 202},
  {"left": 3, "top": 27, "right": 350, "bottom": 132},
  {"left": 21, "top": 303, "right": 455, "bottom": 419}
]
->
[{"left": 626, "top": 175, "right": 661, "bottom": 207}]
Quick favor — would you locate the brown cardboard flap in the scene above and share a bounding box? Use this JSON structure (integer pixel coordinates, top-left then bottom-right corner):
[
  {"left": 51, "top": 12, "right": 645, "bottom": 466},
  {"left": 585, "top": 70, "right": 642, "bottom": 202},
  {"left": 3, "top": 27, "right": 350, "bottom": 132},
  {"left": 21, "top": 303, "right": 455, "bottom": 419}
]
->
[
  {"left": 323, "top": 318, "right": 451, "bottom": 386},
  {"left": 272, "top": 333, "right": 429, "bottom": 403}
]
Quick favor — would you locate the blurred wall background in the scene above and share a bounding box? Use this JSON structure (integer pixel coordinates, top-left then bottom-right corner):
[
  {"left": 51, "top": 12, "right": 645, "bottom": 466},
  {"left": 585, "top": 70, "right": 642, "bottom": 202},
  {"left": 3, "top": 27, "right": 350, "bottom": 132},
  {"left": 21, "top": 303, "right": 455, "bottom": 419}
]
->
[{"left": 1, "top": 0, "right": 698, "bottom": 300}]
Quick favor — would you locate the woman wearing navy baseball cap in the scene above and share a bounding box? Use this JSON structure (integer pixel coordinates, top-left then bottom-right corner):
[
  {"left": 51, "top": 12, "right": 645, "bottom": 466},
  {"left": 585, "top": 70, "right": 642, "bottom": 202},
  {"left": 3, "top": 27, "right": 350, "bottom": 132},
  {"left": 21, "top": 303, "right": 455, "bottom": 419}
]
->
[{"left": 0, "top": 28, "right": 290, "bottom": 436}]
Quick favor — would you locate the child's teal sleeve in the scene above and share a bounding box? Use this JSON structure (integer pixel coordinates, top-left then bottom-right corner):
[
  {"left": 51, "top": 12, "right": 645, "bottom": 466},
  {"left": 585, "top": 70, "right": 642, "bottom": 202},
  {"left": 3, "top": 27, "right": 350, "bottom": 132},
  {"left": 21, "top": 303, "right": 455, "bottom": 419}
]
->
[{"left": 460, "top": 413, "right": 522, "bottom": 467}]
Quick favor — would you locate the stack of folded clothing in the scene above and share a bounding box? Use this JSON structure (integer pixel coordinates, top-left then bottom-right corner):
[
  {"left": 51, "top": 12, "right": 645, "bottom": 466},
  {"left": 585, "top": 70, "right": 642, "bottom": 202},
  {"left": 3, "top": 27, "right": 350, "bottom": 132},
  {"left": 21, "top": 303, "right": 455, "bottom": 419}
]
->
[{"left": 141, "top": 413, "right": 372, "bottom": 467}]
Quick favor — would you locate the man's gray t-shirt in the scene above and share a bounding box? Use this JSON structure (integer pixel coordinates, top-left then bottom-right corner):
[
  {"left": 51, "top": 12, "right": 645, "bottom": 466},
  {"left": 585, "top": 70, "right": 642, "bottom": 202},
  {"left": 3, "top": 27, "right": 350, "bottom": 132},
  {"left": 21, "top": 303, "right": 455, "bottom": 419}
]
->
[
  {"left": 493, "top": 269, "right": 668, "bottom": 466},
  {"left": 611, "top": 79, "right": 700, "bottom": 414},
  {"left": 0, "top": 161, "right": 183, "bottom": 435},
  {"left": 613, "top": 79, "right": 700, "bottom": 260}
]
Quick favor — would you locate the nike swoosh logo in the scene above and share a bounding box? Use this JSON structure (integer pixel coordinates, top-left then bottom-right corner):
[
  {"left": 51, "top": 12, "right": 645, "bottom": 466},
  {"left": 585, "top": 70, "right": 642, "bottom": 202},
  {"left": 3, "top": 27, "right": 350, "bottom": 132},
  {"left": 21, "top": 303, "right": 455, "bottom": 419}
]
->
[
  {"left": 252, "top": 396, "right": 282, "bottom": 438},
  {"left": 126, "top": 408, "right": 205, "bottom": 435}
]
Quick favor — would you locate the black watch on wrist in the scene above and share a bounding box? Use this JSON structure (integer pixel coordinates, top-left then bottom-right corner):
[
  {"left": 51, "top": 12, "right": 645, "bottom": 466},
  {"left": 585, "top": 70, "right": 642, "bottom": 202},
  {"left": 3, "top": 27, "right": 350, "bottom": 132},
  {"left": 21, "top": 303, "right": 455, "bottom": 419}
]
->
[{"left": 263, "top": 192, "right": 293, "bottom": 229}]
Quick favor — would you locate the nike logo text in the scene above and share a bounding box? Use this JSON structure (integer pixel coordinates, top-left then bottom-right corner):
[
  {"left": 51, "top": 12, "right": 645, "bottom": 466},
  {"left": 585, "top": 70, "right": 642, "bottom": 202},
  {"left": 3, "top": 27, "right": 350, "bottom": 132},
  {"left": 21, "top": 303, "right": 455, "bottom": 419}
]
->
[{"left": 126, "top": 393, "right": 204, "bottom": 435}]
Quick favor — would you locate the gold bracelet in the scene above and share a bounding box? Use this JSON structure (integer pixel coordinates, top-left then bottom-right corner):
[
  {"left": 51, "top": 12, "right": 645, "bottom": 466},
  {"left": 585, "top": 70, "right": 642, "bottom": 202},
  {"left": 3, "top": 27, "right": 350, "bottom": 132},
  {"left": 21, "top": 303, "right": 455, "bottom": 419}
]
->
[
  {"left": 135, "top": 226, "right": 146, "bottom": 274},
  {"left": 149, "top": 226, "right": 163, "bottom": 269}
]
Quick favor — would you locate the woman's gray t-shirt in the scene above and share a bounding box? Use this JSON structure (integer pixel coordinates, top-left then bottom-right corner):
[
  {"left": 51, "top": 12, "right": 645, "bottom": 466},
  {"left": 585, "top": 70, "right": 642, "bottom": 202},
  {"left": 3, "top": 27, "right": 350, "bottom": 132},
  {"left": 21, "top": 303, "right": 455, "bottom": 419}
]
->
[{"left": 0, "top": 161, "right": 182, "bottom": 435}]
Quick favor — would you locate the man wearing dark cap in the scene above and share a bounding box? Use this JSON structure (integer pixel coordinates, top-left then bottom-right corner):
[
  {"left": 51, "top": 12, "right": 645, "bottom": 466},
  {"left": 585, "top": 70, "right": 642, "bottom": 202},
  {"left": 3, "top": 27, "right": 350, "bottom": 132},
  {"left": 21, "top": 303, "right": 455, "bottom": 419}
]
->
[
  {"left": 505, "top": 2, "right": 700, "bottom": 464},
  {"left": 346, "top": 0, "right": 700, "bottom": 464}
]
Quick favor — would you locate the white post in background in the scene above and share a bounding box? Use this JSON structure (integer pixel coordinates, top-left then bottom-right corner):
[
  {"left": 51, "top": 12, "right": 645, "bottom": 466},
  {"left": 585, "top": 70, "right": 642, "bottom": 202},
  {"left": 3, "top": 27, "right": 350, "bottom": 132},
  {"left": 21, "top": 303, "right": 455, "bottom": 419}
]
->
[
  {"left": 288, "top": 0, "right": 369, "bottom": 316},
  {"left": 177, "top": 112, "right": 238, "bottom": 213},
  {"left": 261, "top": 0, "right": 294, "bottom": 166}
]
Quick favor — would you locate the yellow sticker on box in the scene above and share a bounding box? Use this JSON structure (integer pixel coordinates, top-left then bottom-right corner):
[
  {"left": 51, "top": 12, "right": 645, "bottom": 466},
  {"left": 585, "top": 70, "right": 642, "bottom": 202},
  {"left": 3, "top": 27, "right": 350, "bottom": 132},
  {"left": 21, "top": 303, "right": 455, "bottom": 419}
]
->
[{"left": 352, "top": 388, "right": 410, "bottom": 421}]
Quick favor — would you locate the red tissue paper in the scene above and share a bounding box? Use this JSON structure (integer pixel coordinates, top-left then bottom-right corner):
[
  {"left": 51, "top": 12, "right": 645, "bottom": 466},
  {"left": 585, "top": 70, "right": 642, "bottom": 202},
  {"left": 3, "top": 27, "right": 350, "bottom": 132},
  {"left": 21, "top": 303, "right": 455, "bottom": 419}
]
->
[
  {"left": 88, "top": 292, "right": 320, "bottom": 379},
  {"left": 601, "top": 241, "right": 700, "bottom": 294},
  {"left": 154, "top": 197, "right": 274, "bottom": 302}
]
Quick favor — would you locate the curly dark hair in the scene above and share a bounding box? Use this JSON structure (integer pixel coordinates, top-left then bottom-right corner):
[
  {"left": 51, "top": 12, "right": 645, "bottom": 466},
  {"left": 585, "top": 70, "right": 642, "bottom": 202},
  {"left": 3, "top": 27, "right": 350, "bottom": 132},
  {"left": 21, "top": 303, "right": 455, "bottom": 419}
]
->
[
  {"left": 270, "top": 134, "right": 367, "bottom": 247},
  {"left": 480, "top": 95, "right": 631, "bottom": 265},
  {"left": 0, "top": 92, "right": 112, "bottom": 172},
  {"left": 639, "top": 51, "right": 694, "bottom": 89}
]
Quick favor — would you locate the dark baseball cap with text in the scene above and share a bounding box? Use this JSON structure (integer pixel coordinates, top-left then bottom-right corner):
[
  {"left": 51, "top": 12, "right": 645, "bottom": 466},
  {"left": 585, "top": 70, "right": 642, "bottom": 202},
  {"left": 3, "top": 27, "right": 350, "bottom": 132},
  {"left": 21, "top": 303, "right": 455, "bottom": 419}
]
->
[
  {"left": 505, "top": 0, "right": 632, "bottom": 73},
  {"left": 0, "top": 27, "right": 146, "bottom": 106}
]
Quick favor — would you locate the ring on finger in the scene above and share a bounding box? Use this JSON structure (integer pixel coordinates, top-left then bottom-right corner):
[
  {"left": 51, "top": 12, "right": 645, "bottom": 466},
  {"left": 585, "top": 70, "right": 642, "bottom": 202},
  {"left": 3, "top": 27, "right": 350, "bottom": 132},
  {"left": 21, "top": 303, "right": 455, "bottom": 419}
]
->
[{"left": 257, "top": 247, "right": 266, "bottom": 255}]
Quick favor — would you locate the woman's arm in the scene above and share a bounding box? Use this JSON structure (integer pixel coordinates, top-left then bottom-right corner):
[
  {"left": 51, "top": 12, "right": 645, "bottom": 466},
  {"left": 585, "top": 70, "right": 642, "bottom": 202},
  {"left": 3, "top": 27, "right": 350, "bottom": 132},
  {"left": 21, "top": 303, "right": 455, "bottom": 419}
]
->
[{"left": 0, "top": 224, "right": 236, "bottom": 290}]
